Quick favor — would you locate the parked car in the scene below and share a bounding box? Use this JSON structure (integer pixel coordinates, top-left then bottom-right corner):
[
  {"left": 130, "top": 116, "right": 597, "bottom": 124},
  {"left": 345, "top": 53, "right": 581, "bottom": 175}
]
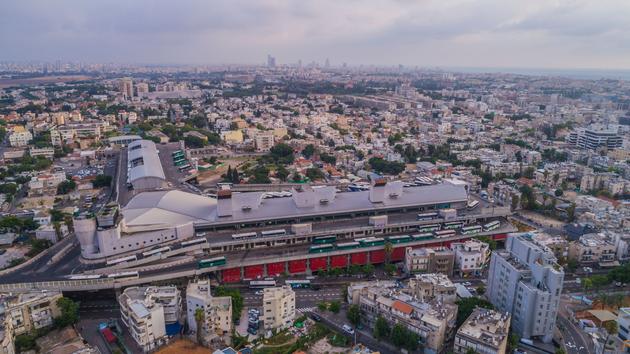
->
[
  {"left": 310, "top": 313, "right": 321, "bottom": 322},
  {"left": 342, "top": 324, "right": 354, "bottom": 334}
]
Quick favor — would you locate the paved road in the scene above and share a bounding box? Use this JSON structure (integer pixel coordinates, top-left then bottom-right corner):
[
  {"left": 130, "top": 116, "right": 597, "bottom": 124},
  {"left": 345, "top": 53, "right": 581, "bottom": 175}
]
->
[{"left": 557, "top": 297, "right": 593, "bottom": 354}]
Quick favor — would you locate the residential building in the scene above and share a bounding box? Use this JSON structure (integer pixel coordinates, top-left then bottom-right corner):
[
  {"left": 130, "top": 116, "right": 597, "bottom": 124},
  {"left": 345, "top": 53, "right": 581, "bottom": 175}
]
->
[
  {"left": 617, "top": 307, "right": 630, "bottom": 342},
  {"left": 0, "top": 313, "right": 15, "bottom": 354},
  {"left": 451, "top": 239, "right": 490, "bottom": 276},
  {"left": 568, "top": 233, "right": 617, "bottom": 266},
  {"left": 119, "top": 286, "right": 181, "bottom": 352},
  {"left": 404, "top": 247, "right": 455, "bottom": 275},
  {"left": 567, "top": 126, "right": 623, "bottom": 150},
  {"left": 186, "top": 280, "right": 232, "bottom": 341},
  {"left": 119, "top": 78, "right": 134, "bottom": 99},
  {"left": 486, "top": 233, "right": 564, "bottom": 343},
  {"left": 406, "top": 273, "right": 457, "bottom": 304},
  {"left": 254, "top": 131, "right": 275, "bottom": 152},
  {"left": 262, "top": 286, "right": 295, "bottom": 331},
  {"left": 347, "top": 280, "right": 457, "bottom": 354},
  {"left": 28, "top": 172, "right": 67, "bottom": 196},
  {"left": 5, "top": 291, "right": 62, "bottom": 336},
  {"left": 8, "top": 127, "right": 32, "bottom": 147},
  {"left": 454, "top": 308, "right": 511, "bottom": 354}
]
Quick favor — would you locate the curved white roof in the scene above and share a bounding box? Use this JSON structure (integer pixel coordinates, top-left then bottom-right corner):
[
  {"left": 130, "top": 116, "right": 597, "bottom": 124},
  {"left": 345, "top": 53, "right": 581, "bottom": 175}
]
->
[
  {"left": 127, "top": 140, "right": 166, "bottom": 183},
  {"left": 123, "top": 190, "right": 216, "bottom": 228}
]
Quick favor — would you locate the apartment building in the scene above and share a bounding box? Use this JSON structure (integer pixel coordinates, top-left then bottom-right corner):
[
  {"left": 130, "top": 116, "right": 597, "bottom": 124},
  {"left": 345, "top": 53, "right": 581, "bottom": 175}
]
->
[
  {"left": 568, "top": 233, "right": 617, "bottom": 266},
  {"left": 254, "top": 131, "right": 275, "bottom": 152},
  {"left": 617, "top": 307, "right": 630, "bottom": 342},
  {"left": 119, "top": 286, "right": 181, "bottom": 352},
  {"left": 262, "top": 286, "right": 295, "bottom": 331},
  {"left": 567, "top": 126, "right": 623, "bottom": 150},
  {"left": 186, "top": 280, "right": 232, "bottom": 340},
  {"left": 406, "top": 273, "right": 457, "bottom": 304},
  {"left": 5, "top": 291, "right": 62, "bottom": 336},
  {"left": 454, "top": 308, "right": 511, "bottom": 354},
  {"left": 27, "top": 172, "right": 67, "bottom": 196},
  {"left": 404, "top": 247, "right": 455, "bottom": 276},
  {"left": 530, "top": 231, "right": 568, "bottom": 261},
  {"left": 8, "top": 127, "right": 32, "bottom": 147},
  {"left": 451, "top": 239, "right": 490, "bottom": 276},
  {"left": 347, "top": 281, "right": 457, "bottom": 354},
  {"left": 0, "top": 314, "right": 14, "bottom": 354},
  {"left": 487, "top": 233, "right": 564, "bottom": 343}
]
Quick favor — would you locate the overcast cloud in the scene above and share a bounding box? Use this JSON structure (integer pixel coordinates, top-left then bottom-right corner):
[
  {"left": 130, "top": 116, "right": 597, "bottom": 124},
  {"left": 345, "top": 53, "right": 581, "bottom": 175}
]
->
[{"left": 1, "top": 0, "right": 629, "bottom": 69}]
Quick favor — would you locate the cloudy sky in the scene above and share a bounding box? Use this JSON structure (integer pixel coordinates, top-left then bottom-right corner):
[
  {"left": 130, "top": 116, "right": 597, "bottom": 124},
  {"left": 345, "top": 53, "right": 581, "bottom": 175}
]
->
[{"left": 1, "top": 0, "right": 630, "bottom": 69}]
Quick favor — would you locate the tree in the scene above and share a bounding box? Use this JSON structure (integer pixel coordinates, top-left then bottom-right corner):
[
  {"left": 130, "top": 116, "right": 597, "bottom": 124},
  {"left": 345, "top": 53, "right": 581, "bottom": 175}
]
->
[
  {"left": 567, "top": 202, "right": 576, "bottom": 222},
  {"left": 184, "top": 135, "right": 207, "bottom": 148},
  {"left": 64, "top": 215, "right": 74, "bottom": 234},
  {"left": 320, "top": 153, "right": 337, "bottom": 165},
  {"left": 368, "top": 157, "right": 405, "bottom": 175},
  {"left": 329, "top": 301, "right": 340, "bottom": 314},
  {"left": 92, "top": 174, "right": 113, "bottom": 188},
  {"left": 269, "top": 143, "right": 295, "bottom": 165},
  {"left": 455, "top": 297, "right": 494, "bottom": 327},
  {"left": 306, "top": 167, "right": 325, "bottom": 181},
  {"left": 249, "top": 165, "right": 271, "bottom": 184},
  {"left": 582, "top": 278, "right": 593, "bottom": 293},
  {"left": 317, "top": 302, "right": 328, "bottom": 311},
  {"left": 384, "top": 241, "right": 393, "bottom": 264},
  {"left": 55, "top": 297, "right": 79, "bottom": 327},
  {"left": 477, "top": 236, "right": 497, "bottom": 250},
  {"left": 302, "top": 144, "right": 316, "bottom": 159},
  {"left": 275, "top": 165, "right": 289, "bottom": 182},
  {"left": 347, "top": 304, "right": 360, "bottom": 326},
  {"left": 466, "top": 349, "right": 480, "bottom": 354},
  {"left": 391, "top": 324, "right": 407, "bottom": 348},
  {"left": 362, "top": 264, "right": 375, "bottom": 275},
  {"left": 214, "top": 286, "right": 243, "bottom": 322},
  {"left": 373, "top": 316, "right": 390, "bottom": 340},
  {"left": 511, "top": 195, "right": 520, "bottom": 211},
  {"left": 57, "top": 180, "right": 76, "bottom": 195},
  {"left": 53, "top": 221, "right": 62, "bottom": 242},
  {"left": 194, "top": 308, "right": 205, "bottom": 345},
  {"left": 555, "top": 349, "right": 567, "bottom": 354},
  {"left": 602, "top": 321, "right": 618, "bottom": 354}
]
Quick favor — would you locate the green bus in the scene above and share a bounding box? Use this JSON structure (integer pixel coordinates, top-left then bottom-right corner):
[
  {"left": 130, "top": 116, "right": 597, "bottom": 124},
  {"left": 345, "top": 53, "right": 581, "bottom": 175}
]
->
[
  {"left": 412, "top": 233, "right": 434, "bottom": 241},
  {"left": 336, "top": 241, "right": 360, "bottom": 250},
  {"left": 312, "top": 235, "right": 337, "bottom": 244},
  {"left": 198, "top": 256, "right": 227, "bottom": 268},
  {"left": 172, "top": 150, "right": 184, "bottom": 157},
  {"left": 386, "top": 235, "right": 412, "bottom": 244},
  {"left": 309, "top": 245, "right": 335, "bottom": 254},
  {"left": 358, "top": 237, "right": 385, "bottom": 247},
  {"left": 175, "top": 159, "right": 189, "bottom": 167}
]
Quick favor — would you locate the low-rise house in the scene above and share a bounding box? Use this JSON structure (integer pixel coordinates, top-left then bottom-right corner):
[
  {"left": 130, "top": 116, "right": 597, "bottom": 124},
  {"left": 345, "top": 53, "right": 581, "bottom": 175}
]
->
[
  {"left": 404, "top": 247, "right": 454, "bottom": 276},
  {"left": 451, "top": 239, "right": 490, "bottom": 276}
]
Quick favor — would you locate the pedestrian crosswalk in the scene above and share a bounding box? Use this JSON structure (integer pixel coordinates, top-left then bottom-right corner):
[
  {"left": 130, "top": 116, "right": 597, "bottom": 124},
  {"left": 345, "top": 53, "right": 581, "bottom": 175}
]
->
[{"left": 297, "top": 306, "right": 315, "bottom": 313}]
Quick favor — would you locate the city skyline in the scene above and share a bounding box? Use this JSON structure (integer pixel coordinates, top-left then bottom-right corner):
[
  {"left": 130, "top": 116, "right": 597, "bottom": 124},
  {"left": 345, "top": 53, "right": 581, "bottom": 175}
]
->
[{"left": 2, "top": 0, "right": 630, "bottom": 70}]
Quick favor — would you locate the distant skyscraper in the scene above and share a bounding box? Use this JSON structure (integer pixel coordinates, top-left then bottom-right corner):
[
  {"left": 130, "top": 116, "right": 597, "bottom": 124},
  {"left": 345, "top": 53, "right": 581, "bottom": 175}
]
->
[
  {"left": 119, "top": 78, "right": 133, "bottom": 100},
  {"left": 324, "top": 58, "right": 330, "bottom": 68},
  {"left": 267, "top": 55, "right": 276, "bottom": 68},
  {"left": 298, "top": 59, "right": 302, "bottom": 68}
]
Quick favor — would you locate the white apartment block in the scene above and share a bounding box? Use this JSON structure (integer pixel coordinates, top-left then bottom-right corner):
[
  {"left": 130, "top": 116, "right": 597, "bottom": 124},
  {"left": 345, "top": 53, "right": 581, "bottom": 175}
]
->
[
  {"left": 568, "top": 233, "right": 617, "bottom": 266},
  {"left": 454, "top": 308, "right": 511, "bottom": 354},
  {"left": 451, "top": 239, "right": 490, "bottom": 276},
  {"left": 119, "top": 286, "right": 181, "bottom": 352},
  {"left": 254, "top": 131, "right": 275, "bottom": 152},
  {"left": 8, "top": 130, "right": 32, "bottom": 147},
  {"left": 487, "top": 233, "right": 564, "bottom": 343},
  {"left": 263, "top": 286, "right": 295, "bottom": 331},
  {"left": 186, "top": 280, "right": 232, "bottom": 340}
]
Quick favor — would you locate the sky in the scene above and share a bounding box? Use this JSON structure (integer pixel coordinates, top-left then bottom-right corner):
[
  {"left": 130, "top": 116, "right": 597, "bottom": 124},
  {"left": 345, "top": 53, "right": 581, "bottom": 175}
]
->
[{"left": 1, "top": 0, "right": 630, "bottom": 70}]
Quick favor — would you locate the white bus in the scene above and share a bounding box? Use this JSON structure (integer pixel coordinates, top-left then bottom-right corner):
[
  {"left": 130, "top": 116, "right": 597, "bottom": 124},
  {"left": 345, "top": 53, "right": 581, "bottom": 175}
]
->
[
  {"left": 417, "top": 223, "right": 441, "bottom": 233},
  {"left": 434, "top": 229, "right": 457, "bottom": 238},
  {"left": 483, "top": 220, "right": 501, "bottom": 232},
  {"left": 461, "top": 225, "right": 483, "bottom": 235},
  {"left": 106, "top": 255, "right": 138, "bottom": 266},
  {"left": 443, "top": 221, "right": 464, "bottom": 230},
  {"left": 416, "top": 212, "right": 439, "bottom": 221},
  {"left": 232, "top": 232, "right": 258, "bottom": 240},
  {"left": 67, "top": 274, "right": 103, "bottom": 280},
  {"left": 260, "top": 229, "right": 286, "bottom": 237},
  {"left": 142, "top": 246, "right": 171, "bottom": 258},
  {"left": 107, "top": 271, "right": 140, "bottom": 280},
  {"left": 467, "top": 200, "right": 480, "bottom": 210},
  {"left": 249, "top": 280, "right": 276, "bottom": 289},
  {"left": 181, "top": 238, "right": 208, "bottom": 247}
]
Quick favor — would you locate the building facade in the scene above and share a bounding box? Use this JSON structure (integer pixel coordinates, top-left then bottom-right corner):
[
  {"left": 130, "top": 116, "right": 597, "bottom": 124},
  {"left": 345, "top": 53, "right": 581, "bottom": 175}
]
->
[
  {"left": 451, "top": 239, "right": 490, "bottom": 276},
  {"left": 186, "top": 280, "right": 232, "bottom": 341},
  {"left": 262, "top": 286, "right": 295, "bottom": 331},
  {"left": 404, "top": 247, "right": 455, "bottom": 275},
  {"left": 454, "top": 308, "right": 511, "bottom": 354},
  {"left": 486, "top": 233, "right": 564, "bottom": 343}
]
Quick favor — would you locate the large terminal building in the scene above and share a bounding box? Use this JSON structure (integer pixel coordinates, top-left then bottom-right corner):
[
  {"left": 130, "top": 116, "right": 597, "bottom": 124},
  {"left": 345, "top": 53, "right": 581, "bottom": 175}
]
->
[{"left": 70, "top": 140, "right": 513, "bottom": 285}]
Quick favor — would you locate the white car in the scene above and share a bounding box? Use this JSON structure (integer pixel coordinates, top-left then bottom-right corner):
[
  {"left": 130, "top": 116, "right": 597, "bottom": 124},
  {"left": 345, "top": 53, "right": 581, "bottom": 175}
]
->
[
  {"left": 342, "top": 324, "right": 355, "bottom": 334},
  {"left": 255, "top": 290, "right": 263, "bottom": 296}
]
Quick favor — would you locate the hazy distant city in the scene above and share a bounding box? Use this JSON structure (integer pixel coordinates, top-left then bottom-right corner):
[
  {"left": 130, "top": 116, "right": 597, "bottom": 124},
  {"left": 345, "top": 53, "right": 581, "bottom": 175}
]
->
[{"left": 1, "top": 1, "right": 630, "bottom": 354}]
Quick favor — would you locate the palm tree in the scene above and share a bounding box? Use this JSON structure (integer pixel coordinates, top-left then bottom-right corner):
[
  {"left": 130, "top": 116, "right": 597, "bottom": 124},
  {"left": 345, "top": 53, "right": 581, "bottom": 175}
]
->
[
  {"left": 53, "top": 221, "right": 62, "bottom": 243},
  {"left": 384, "top": 241, "right": 393, "bottom": 264},
  {"left": 601, "top": 321, "right": 618, "bottom": 354},
  {"left": 194, "top": 308, "right": 205, "bottom": 346},
  {"left": 64, "top": 215, "right": 74, "bottom": 234}
]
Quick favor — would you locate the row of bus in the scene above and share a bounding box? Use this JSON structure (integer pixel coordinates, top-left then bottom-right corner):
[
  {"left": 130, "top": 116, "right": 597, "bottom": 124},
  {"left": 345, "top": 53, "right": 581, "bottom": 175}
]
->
[
  {"left": 231, "top": 229, "right": 287, "bottom": 240},
  {"left": 172, "top": 150, "right": 191, "bottom": 172},
  {"left": 105, "top": 237, "right": 209, "bottom": 267},
  {"left": 67, "top": 271, "right": 140, "bottom": 281}
]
